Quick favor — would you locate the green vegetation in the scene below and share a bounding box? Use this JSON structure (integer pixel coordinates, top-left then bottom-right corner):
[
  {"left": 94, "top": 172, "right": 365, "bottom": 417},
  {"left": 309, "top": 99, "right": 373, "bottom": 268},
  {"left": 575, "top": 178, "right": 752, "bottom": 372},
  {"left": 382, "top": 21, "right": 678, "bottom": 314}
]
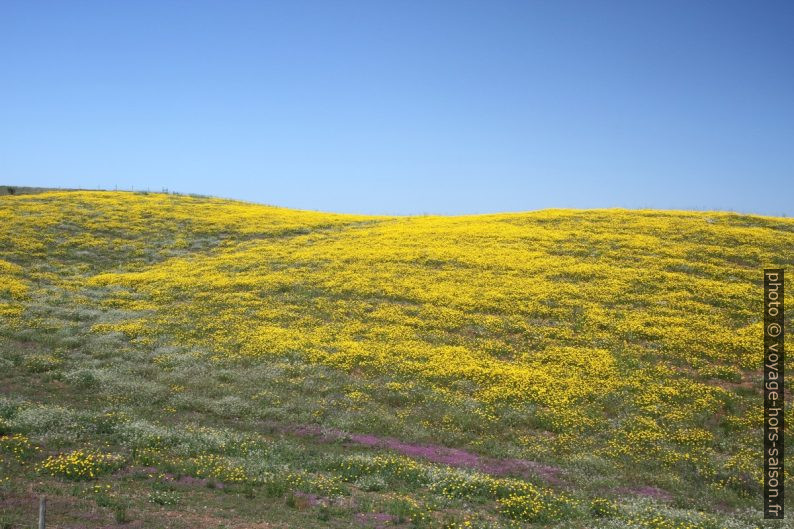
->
[{"left": 0, "top": 190, "right": 792, "bottom": 528}]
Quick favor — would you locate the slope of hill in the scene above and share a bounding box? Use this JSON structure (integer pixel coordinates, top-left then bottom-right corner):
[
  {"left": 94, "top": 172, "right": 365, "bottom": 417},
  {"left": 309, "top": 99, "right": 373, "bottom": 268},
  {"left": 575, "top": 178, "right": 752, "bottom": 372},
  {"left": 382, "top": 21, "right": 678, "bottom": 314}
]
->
[{"left": 0, "top": 190, "right": 792, "bottom": 528}]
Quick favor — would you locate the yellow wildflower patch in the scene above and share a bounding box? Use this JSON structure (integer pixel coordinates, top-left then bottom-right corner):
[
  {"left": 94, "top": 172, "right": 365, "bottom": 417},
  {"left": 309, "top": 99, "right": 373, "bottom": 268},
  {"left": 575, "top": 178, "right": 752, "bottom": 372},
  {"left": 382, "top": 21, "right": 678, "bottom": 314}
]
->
[{"left": 1, "top": 190, "right": 792, "bottom": 501}]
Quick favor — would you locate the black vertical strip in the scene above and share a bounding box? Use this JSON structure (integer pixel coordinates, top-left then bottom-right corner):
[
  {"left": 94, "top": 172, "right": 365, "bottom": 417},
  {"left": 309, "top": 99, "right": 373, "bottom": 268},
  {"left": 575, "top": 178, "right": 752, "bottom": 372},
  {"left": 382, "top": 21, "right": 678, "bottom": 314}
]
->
[{"left": 764, "top": 268, "right": 784, "bottom": 519}]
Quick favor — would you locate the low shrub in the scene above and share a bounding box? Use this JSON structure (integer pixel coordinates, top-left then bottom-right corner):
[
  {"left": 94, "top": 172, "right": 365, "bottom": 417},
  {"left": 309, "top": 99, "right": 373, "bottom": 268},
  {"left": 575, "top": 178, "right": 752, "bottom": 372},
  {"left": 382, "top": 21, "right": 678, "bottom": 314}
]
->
[
  {"left": 148, "top": 489, "right": 180, "bottom": 505},
  {"left": 38, "top": 449, "right": 124, "bottom": 480},
  {"left": 23, "top": 354, "right": 61, "bottom": 373},
  {"left": 589, "top": 497, "right": 620, "bottom": 518},
  {"left": 497, "top": 490, "right": 578, "bottom": 523},
  {"left": 0, "top": 433, "right": 39, "bottom": 462}
]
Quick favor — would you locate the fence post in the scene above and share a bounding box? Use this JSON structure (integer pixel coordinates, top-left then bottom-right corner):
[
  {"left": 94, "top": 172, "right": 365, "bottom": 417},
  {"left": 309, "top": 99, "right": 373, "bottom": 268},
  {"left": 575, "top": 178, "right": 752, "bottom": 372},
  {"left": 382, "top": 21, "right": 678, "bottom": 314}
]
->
[{"left": 38, "top": 496, "right": 46, "bottom": 529}]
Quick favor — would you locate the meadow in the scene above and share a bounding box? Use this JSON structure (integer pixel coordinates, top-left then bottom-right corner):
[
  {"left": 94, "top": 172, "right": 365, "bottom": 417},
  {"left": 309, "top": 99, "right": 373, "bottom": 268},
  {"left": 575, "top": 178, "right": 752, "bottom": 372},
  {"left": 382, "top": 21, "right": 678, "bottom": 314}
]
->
[{"left": 0, "top": 189, "right": 792, "bottom": 528}]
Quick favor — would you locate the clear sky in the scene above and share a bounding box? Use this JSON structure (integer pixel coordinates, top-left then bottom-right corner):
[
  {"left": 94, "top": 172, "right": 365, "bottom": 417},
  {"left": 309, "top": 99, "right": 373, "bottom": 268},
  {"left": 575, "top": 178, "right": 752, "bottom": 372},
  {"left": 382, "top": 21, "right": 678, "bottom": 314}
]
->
[{"left": 1, "top": 1, "right": 792, "bottom": 215}]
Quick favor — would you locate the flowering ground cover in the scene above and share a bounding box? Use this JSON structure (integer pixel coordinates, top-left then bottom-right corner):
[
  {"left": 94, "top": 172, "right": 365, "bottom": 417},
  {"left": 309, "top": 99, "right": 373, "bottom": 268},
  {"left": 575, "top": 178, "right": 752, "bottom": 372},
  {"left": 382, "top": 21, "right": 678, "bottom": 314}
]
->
[{"left": 0, "top": 189, "right": 792, "bottom": 528}]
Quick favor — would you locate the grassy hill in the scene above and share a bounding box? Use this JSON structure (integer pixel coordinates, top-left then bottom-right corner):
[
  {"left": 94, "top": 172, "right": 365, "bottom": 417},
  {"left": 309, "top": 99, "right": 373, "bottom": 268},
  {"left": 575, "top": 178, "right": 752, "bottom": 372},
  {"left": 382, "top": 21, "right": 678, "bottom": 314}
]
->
[{"left": 0, "top": 190, "right": 792, "bottom": 528}]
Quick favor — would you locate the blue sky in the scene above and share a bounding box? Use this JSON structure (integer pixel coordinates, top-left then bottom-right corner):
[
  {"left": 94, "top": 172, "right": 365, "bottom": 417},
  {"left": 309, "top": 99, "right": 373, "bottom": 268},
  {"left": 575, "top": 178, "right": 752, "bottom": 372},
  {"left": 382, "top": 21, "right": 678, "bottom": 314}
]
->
[{"left": 1, "top": 1, "right": 792, "bottom": 215}]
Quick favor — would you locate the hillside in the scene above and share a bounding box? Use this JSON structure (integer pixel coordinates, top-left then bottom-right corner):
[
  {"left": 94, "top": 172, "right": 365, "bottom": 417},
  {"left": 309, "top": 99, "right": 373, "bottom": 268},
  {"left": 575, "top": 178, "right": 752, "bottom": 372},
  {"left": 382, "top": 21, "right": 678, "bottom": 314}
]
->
[{"left": 0, "top": 190, "right": 792, "bottom": 528}]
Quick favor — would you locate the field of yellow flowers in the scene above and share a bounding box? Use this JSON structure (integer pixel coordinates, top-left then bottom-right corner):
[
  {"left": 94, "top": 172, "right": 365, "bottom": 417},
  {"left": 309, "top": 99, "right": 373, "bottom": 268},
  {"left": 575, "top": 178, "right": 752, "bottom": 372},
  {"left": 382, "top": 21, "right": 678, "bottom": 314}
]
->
[{"left": 0, "top": 189, "right": 792, "bottom": 528}]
